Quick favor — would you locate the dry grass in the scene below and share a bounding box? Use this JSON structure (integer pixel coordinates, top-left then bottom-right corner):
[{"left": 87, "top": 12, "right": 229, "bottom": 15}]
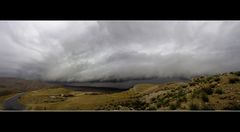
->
[
  {"left": 18, "top": 71, "right": 240, "bottom": 110},
  {"left": 20, "top": 87, "right": 138, "bottom": 110}
]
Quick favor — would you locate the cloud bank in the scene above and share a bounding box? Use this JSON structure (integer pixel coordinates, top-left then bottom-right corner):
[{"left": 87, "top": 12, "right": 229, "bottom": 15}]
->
[{"left": 1, "top": 21, "right": 240, "bottom": 82}]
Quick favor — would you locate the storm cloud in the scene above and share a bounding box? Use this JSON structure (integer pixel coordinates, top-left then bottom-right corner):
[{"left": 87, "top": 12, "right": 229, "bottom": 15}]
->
[{"left": 0, "top": 21, "right": 240, "bottom": 82}]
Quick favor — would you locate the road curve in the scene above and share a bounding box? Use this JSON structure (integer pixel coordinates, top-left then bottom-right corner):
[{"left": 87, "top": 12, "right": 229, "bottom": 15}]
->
[{"left": 3, "top": 93, "right": 25, "bottom": 110}]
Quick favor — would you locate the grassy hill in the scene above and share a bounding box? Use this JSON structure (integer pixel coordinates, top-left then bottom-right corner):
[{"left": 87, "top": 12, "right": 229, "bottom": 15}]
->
[{"left": 16, "top": 71, "right": 240, "bottom": 110}]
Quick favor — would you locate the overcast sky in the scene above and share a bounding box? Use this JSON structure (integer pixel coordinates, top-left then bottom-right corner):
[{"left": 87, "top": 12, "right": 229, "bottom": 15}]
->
[{"left": 0, "top": 21, "right": 240, "bottom": 81}]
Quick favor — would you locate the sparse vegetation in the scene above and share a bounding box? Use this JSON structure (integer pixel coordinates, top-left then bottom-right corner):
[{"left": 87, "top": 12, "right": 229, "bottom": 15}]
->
[
  {"left": 2, "top": 71, "right": 240, "bottom": 110},
  {"left": 228, "top": 77, "right": 240, "bottom": 84},
  {"left": 231, "top": 71, "right": 240, "bottom": 76},
  {"left": 189, "top": 103, "right": 199, "bottom": 110},
  {"left": 169, "top": 103, "right": 177, "bottom": 110},
  {"left": 213, "top": 77, "right": 220, "bottom": 82},
  {"left": 147, "top": 104, "right": 157, "bottom": 110},
  {"left": 201, "top": 86, "right": 214, "bottom": 95},
  {"left": 201, "top": 103, "right": 214, "bottom": 110},
  {"left": 215, "top": 88, "right": 224, "bottom": 94},
  {"left": 201, "top": 92, "right": 209, "bottom": 102}
]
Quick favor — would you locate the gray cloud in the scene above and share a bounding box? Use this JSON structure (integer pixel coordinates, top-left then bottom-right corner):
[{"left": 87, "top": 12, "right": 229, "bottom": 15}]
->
[{"left": 1, "top": 21, "right": 240, "bottom": 82}]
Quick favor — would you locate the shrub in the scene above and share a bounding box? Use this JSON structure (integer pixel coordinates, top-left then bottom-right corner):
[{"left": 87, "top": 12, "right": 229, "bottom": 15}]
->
[
  {"left": 213, "top": 77, "right": 220, "bottom": 82},
  {"left": 179, "top": 84, "right": 188, "bottom": 89},
  {"left": 215, "top": 88, "right": 224, "bottom": 94},
  {"left": 189, "top": 82, "right": 198, "bottom": 86},
  {"left": 202, "top": 86, "right": 214, "bottom": 95},
  {"left": 202, "top": 104, "right": 214, "bottom": 110},
  {"left": 202, "top": 88, "right": 213, "bottom": 95},
  {"left": 209, "top": 83, "right": 217, "bottom": 88},
  {"left": 176, "top": 89, "right": 185, "bottom": 98},
  {"left": 206, "top": 76, "right": 213, "bottom": 82},
  {"left": 147, "top": 104, "right": 157, "bottom": 110},
  {"left": 193, "top": 77, "right": 207, "bottom": 83},
  {"left": 189, "top": 103, "right": 199, "bottom": 110},
  {"left": 192, "top": 89, "right": 201, "bottom": 98},
  {"left": 201, "top": 92, "right": 209, "bottom": 102},
  {"left": 169, "top": 104, "right": 177, "bottom": 110},
  {"left": 233, "top": 71, "right": 240, "bottom": 76},
  {"left": 156, "top": 98, "right": 169, "bottom": 107},
  {"left": 178, "top": 96, "right": 187, "bottom": 102},
  {"left": 150, "top": 97, "right": 156, "bottom": 102},
  {"left": 224, "top": 102, "right": 240, "bottom": 110},
  {"left": 228, "top": 77, "right": 240, "bottom": 84},
  {"left": 182, "top": 85, "right": 188, "bottom": 88}
]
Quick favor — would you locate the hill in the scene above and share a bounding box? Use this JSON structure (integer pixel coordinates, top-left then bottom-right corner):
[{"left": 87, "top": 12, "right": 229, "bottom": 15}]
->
[
  {"left": 0, "top": 78, "right": 57, "bottom": 109},
  {"left": 16, "top": 71, "right": 240, "bottom": 110}
]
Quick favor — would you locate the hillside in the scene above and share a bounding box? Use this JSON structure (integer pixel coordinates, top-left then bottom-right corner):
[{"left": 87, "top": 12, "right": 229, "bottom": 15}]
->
[
  {"left": 15, "top": 71, "right": 240, "bottom": 110},
  {"left": 0, "top": 78, "right": 57, "bottom": 95},
  {"left": 0, "top": 78, "right": 57, "bottom": 109}
]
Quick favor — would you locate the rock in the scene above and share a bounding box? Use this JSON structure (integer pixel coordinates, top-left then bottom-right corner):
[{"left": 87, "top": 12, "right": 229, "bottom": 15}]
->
[{"left": 50, "top": 96, "right": 56, "bottom": 99}]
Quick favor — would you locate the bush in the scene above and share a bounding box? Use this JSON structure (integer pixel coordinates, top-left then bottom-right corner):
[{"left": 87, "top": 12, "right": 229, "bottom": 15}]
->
[
  {"left": 206, "top": 76, "right": 213, "bottom": 82},
  {"left": 202, "top": 86, "right": 214, "bottom": 95},
  {"left": 178, "top": 96, "right": 187, "bottom": 102},
  {"left": 150, "top": 97, "right": 156, "bottom": 102},
  {"left": 179, "top": 84, "right": 188, "bottom": 89},
  {"left": 192, "top": 89, "right": 201, "bottom": 98},
  {"left": 224, "top": 102, "right": 240, "bottom": 110},
  {"left": 189, "top": 103, "right": 199, "bottom": 110},
  {"left": 213, "top": 77, "right": 220, "bottom": 82},
  {"left": 156, "top": 98, "right": 169, "bottom": 107},
  {"left": 228, "top": 77, "right": 240, "bottom": 84},
  {"left": 215, "top": 88, "right": 224, "bottom": 94},
  {"left": 201, "top": 92, "right": 209, "bottom": 102},
  {"left": 169, "top": 104, "right": 177, "bottom": 110},
  {"left": 232, "top": 71, "right": 240, "bottom": 76},
  {"left": 202, "top": 104, "right": 214, "bottom": 110},
  {"left": 189, "top": 82, "right": 198, "bottom": 86},
  {"left": 147, "top": 105, "right": 157, "bottom": 110},
  {"left": 176, "top": 89, "right": 185, "bottom": 98}
]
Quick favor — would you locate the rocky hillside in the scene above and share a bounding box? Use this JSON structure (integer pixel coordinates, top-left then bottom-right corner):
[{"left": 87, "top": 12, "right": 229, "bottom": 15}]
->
[{"left": 100, "top": 71, "right": 240, "bottom": 110}]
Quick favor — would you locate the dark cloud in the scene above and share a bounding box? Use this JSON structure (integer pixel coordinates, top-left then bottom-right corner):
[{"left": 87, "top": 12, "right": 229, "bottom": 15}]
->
[{"left": 1, "top": 21, "right": 240, "bottom": 81}]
